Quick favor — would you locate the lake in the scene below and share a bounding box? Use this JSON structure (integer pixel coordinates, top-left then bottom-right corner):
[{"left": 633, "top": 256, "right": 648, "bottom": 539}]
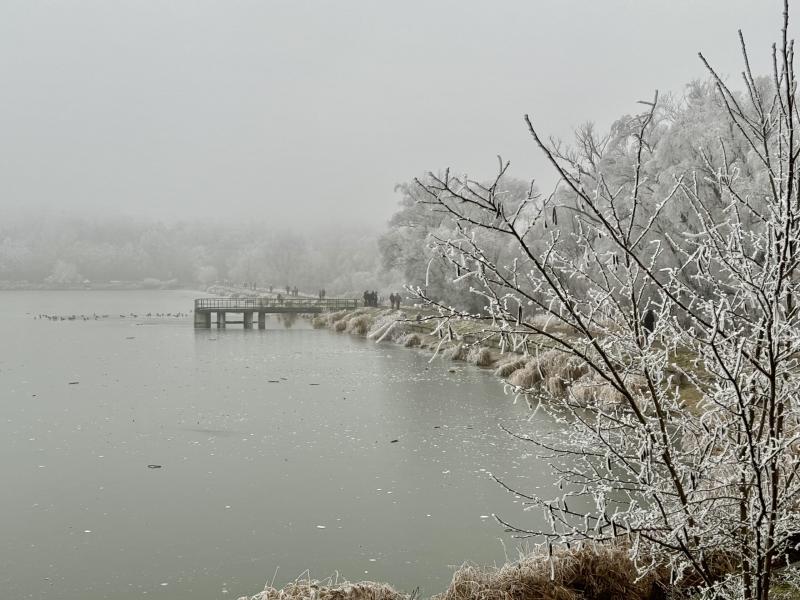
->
[{"left": 0, "top": 290, "right": 561, "bottom": 599}]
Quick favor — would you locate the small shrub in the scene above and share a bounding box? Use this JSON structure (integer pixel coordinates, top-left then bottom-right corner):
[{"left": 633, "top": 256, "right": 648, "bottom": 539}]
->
[{"left": 333, "top": 319, "right": 347, "bottom": 332}]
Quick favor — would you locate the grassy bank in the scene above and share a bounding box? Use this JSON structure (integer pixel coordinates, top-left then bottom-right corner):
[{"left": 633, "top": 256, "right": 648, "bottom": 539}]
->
[
  {"left": 238, "top": 543, "right": 674, "bottom": 600},
  {"left": 309, "top": 307, "right": 706, "bottom": 413}
]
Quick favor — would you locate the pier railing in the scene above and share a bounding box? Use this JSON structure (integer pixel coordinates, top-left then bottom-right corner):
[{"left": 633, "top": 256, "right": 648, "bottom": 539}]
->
[{"left": 194, "top": 297, "right": 359, "bottom": 312}]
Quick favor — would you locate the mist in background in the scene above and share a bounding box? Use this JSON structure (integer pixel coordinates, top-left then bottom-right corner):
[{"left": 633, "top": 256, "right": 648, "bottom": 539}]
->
[{"left": 0, "top": 1, "right": 788, "bottom": 289}]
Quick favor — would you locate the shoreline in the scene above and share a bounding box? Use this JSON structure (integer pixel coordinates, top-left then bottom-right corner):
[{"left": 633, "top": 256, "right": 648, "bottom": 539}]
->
[
  {"left": 241, "top": 308, "right": 701, "bottom": 599},
  {"left": 307, "top": 306, "right": 639, "bottom": 408},
  {"left": 311, "top": 307, "right": 507, "bottom": 363}
]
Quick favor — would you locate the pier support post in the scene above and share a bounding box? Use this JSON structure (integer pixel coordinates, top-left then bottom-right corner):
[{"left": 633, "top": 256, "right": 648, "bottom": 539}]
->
[
  {"left": 258, "top": 312, "right": 266, "bottom": 329},
  {"left": 243, "top": 311, "right": 253, "bottom": 329},
  {"left": 194, "top": 311, "right": 211, "bottom": 328},
  {"left": 217, "top": 311, "right": 226, "bottom": 328}
]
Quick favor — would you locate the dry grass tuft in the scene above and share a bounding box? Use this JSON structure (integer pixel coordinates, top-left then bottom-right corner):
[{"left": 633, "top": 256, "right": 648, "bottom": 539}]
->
[
  {"left": 494, "top": 358, "right": 528, "bottom": 379},
  {"left": 311, "top": 316, "right": 327, "bottom": 329},
  {"left": 570, "top": 373, "right": 649, "bottom": 407},
  {"left": 326, "top": 310, "right": 350, "bottom": 324},
  {"left": 536, "top": 350, "right": 588, "bottom": 382},
  {"left": 508, "top": 350, "right": 590, "bottom": 396},
  {"left": 546, "top": 376, "right": 567, "bottom": 397},
  {"left": 333, "top": 319, "right": 348, "bottom": 332},
  {"left": 508, "top": 361, "right": 544, "bottom": 388},
  {"left": 367, "top": 312, "right": 412, "bottom": 343},
  {"left": 468, "top": 346, "right": 494, "bottom": 368},
  {"left": 435, "top": 543, "right": 666, "bottom": 600},
  {"left": 347, "top": 314, "right": 374, "bottom": 337},
  {"left": 241, "top": 577, "right": 409, "bottom": 600},
  {"left": 445, "top": 343, "right": 469, "bottom": 361},
  {"left": 401, "top": 333, "right": 422, "bottom": 348}
]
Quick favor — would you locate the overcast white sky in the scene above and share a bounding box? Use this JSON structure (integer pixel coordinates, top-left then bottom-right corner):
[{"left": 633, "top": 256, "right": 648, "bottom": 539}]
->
[{"left": 0, "top": 1, "right": 787, "bottom": 228}]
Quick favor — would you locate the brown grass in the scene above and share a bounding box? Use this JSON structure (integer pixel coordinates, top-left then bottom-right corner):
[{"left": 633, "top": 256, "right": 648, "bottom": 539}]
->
[
  {"left": 368, "top": 312, "right": 412, "bottom": 343},
  {"left": 347, "top": 314, "right": 374, "bottom": 336},
  {"left": 494, "top": 358, "right": 528, "bottom": 379},
  {"left": 402, "top": 333, "right": 422, "bottom": 347},
  {"left": 242, "top": 577, "right": 409, "bottom": 600},
  {"left": 326, "top": 310, "right": 351, "bottom": 324},
  {"left": 333, "top": 319, "right": 348, "bottom": 332},
  {"left": 570, "top": 373, "right": 649, "bottom": 407},
  {"left": 508, "top": 361, "right": 543, "bottom": 388},
  {"left": 445, "top": 343, "right": 469, "bottom": 361},
  {"left": 545, "top": 376, "right": 567, "bottom": 397},
  {"left": 507, "top": 350, "right": 591, "bottom": 397},
  {"left": 434, "top": 543, "right": 667, "bottom": 600},
  {"left": 468, "top": 346, "right": 495, "bottom": 368}
]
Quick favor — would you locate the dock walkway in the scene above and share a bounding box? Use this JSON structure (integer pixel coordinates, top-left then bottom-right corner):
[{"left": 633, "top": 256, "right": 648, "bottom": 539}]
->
[{"left": 193, "top": 297, "right": 359, "bottom": 328}]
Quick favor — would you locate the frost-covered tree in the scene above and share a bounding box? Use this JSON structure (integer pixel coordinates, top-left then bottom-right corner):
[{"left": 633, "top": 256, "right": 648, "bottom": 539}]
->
[
  {"left": 380, "top": 178, "right": 533, "bottom": 312},
  {"left": 409, "top": 5, "right": 800, "bottom": 599}
]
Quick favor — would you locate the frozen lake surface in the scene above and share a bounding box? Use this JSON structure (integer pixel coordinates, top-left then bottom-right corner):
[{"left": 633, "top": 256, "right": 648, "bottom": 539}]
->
[{"left": 0, "top": 290, "right": 561, "bottom": 599}]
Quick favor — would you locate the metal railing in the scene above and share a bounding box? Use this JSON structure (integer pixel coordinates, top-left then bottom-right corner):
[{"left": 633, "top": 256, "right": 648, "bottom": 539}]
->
[{"left": 194, "top": 297, "right": 359, "bottom": 311}]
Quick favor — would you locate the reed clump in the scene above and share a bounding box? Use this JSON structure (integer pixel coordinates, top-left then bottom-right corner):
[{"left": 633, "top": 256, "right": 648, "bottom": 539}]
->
[
  {"left": 570, "top": 373, "right": 649, "bottom": 407},
  {"left": 494, "top": 358, "right": 528, "bottom": 378},
  {"left": 507, "top": 350, "right": 590, "bottom": 397},
  {"left": 347, "top": 314, "right": 374, "bottom": 336},
  {"left": 326, "top": 310, "right": 350, "bottom": 325},
  {"left": 434, "top": 543, "right": 667, "bottom": 600},
  {"left": 401, "top": 333, "right": 422, "bottom": 347},
  {"left": 445, "top": 343, "right": 469, "bottom": 361},
  {"left": 508, "top": 361, "right": 544, "bottom": 388},
  {"left": 468, "top": 346, "right": 494, "bottom": 367},
  {"left": 241, "top": 577, "right": 409, "bottom": 600},
  {"left": 368, "top": 311, "right": 412, "bottom": 343}
]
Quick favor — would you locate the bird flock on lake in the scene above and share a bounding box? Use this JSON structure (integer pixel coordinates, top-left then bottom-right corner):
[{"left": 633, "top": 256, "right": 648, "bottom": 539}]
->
[{"left": 34, "top": 312, "right": 191, "bottom": 321}]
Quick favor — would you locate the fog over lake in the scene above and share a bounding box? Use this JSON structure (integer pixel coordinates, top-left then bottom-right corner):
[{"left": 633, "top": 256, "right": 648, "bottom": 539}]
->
[{"left": 0, "top": 1, "right": 780, "bottom": 228}]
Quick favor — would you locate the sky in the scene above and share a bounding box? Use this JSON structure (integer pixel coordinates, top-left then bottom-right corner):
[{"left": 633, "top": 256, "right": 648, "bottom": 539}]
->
[{"left": 0, "top": 1, "right": 787, "bottom": 228}]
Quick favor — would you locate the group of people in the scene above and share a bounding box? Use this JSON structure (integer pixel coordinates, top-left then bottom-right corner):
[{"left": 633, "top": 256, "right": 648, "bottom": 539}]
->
[
  {"left": 285, "top": 285, "right": 299, "bottom": 297},
  {"left": 362, "top": 290, "right": 379, "bottom": 307},
  {"left": 360, "top": 291, "right": 403, "bottom": 308}
]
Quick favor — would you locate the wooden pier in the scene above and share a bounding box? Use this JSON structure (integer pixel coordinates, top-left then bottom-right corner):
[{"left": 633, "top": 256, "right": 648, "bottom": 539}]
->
[{"left": 193, "top": 297, "right": 360, "bottom": 329}]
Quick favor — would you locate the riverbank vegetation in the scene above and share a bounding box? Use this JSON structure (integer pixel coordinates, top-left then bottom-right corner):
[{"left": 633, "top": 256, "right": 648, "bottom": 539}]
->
[{"left": 239, "top": 542, "right": 691, "bottom": 600}]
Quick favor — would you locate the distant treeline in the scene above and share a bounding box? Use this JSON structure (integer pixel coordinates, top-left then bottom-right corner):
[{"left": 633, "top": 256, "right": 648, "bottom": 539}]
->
[
  {"left": 0, "top": 216, "right": 383, "bottom": 295},
  {"left": 1, "top": 78, "right": 740, "bottom": 307}
]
